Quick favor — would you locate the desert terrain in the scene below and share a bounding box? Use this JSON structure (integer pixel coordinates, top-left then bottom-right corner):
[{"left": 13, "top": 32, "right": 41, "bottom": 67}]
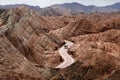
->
[{"left": 0, "top": 3, "right": 120, "bottom": 80}]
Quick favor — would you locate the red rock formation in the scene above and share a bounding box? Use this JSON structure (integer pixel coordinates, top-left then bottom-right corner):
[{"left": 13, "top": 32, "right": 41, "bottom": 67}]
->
[
  {"left": 0, "top": 7, "right": 62, "bottom": 79},
  {"left": 72, "top": 29, "right": 120, "bottom": 45},
  {"left": 51, "top": 41, "right": 120, "bottom": 80},
  {"left": 0, "top": 7, "right": 120, "bottom": 80}
]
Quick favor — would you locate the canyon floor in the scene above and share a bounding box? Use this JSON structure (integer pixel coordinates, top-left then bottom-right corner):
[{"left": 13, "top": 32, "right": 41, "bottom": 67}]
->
[{"left": 0, "top": 6, "right": 120, "bottom": 80}]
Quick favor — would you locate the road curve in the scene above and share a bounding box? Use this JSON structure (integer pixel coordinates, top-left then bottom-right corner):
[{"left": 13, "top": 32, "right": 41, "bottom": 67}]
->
[{"left": 55, "top": 40, "right": 75, "bottom": 69}]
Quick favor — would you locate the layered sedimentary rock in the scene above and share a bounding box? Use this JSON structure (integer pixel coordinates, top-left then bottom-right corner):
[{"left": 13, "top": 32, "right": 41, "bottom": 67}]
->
[
  {"left": 51, "top": 41, "right": 120, "bottom": 80},
  {"left": 0, "top": 7, "right": 63, "bottom": 79},
  {"left": 0, "top": 6, "right": 120, "bottom": 80},
  {"left": 50, "top": 13, "right": 120, "bottom": 80}
]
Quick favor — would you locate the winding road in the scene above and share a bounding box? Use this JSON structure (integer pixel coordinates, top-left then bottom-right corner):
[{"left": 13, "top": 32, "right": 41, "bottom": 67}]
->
[{"left": 55, "top": 40, "right": 75, "bottom": 69}]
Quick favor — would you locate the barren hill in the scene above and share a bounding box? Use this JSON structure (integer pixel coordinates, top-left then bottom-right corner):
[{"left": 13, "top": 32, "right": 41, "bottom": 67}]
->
[{"left": 0, "top": 6, "right": 120, "bottom": 80}]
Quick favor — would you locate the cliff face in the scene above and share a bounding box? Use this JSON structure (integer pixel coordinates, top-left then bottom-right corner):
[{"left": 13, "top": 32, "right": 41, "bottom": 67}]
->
[
  {"left": 0, "top": 7, "right": 64, "bottom": 64},
  {"left": 0, "top": 7, "right": 63, "bottom": 79},
  {"left": 0, "top": 32, "right": 43, "bottom": 79}
]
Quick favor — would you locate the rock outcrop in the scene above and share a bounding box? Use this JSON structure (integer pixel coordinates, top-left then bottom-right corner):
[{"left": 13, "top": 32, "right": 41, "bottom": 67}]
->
[
  {"left": 0, "top": 7, "right": 63, "bottom": 79},
  {"left": 50, "top": 13, "right": 120, "bottom": 39}
]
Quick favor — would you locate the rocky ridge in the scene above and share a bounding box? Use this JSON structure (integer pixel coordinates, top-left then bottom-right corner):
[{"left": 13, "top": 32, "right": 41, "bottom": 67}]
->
[{"left": 0, "top": 6, "right": 120, "bottom": 80}]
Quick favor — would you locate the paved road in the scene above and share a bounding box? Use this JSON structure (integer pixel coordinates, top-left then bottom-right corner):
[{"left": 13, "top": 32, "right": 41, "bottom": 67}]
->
[{"left": 55, "top": 40, "right": 75, "bottom": 69}]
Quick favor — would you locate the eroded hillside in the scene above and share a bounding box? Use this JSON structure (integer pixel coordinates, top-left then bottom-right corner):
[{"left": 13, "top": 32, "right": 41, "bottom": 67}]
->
[{"left": 0, "top": 6, "right": 120, "bottom": 80}]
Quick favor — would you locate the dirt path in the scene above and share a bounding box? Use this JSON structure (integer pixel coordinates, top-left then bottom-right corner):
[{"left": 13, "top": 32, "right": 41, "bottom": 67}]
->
[{"left": 55, "top": 40, "right": 75, "bottom": 68}]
